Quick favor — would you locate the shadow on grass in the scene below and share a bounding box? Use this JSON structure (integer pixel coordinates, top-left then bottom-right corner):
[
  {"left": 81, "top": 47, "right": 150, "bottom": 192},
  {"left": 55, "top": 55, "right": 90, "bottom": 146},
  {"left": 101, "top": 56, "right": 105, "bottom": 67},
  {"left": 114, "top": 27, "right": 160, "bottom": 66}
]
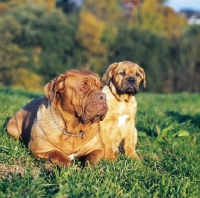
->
[
  {"left": 3, "top": 117, "right": 11, "bottom": 130},
  {"left": 166, "top": 111, "right": 200, "bottom": 128}
]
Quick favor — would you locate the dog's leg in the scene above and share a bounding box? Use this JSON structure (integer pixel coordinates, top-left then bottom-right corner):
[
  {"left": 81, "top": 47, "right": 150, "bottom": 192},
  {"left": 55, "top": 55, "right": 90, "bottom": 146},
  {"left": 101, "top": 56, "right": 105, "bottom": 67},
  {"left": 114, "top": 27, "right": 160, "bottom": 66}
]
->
[
  {"left": 124, "top": 127, "right": 139, "bottom": 159},
  {"left": 124, "top": 145, "right": 138, "bottom": 159},
  {"left": 35, "top": 151, "right": 72, "bottom": 167},
  {"left": 99, "top": 124, "right": 117, "bottom": 161},
  {"left": 7, "top": 110, "right": 26, "bottom": 140},
  {"left": 84, "top": 149, "right": 104, "bottom": 167},
  {"left": 104, "top": 147, "right": 117, "bottom": 161}
]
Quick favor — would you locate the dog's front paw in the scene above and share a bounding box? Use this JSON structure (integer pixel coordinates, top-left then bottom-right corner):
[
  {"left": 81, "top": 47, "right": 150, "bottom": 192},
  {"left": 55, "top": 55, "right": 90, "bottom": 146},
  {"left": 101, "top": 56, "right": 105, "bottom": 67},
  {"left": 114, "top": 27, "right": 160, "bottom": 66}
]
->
[
  {"left": 104, "top": 154, "right": 117, "bottom": 161},
  {"left": 126, "top": 152, "right": 141, "bottom": 161},
  {"left": 84, "top": 149, "right": 105, "bottom": 167},
  {"left": 48, "top": 151, "right": 72, "bottom": 167}
]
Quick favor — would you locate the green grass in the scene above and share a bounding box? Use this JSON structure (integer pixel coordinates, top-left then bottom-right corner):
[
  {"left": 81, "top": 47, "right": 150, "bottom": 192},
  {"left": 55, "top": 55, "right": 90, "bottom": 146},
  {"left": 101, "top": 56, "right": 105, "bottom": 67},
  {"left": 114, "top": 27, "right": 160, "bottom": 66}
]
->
[{"left": 0, "top": 87, "right": 200, "bottom": 197}]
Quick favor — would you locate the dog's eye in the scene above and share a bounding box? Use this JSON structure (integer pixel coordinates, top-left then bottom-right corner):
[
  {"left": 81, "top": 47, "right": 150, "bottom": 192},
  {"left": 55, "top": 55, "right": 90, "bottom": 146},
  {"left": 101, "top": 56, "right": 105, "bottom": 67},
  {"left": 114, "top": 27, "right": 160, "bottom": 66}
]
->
[
  {"left": 120, "top": 72, "right": 125, "bottom": 76},
  {"left": 80, "top": 85, "right": 87, "bottom": 92},
  {"left": 136, "top": 72, "right": 140, "bottom": 77}
]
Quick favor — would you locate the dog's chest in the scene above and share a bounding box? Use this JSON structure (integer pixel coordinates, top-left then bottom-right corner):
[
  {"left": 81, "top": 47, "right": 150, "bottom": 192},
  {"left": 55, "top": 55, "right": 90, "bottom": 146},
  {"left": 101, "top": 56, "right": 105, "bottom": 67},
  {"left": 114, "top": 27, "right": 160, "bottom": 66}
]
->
[
  {"left": 107, "top": 97, "right": 137, "bottom": 150},
  {"left": 113, "top": 100, "right": 136, "bottom": 126},
  {"left": 117, "top": 114, "right": 129, "bottom": 127}
]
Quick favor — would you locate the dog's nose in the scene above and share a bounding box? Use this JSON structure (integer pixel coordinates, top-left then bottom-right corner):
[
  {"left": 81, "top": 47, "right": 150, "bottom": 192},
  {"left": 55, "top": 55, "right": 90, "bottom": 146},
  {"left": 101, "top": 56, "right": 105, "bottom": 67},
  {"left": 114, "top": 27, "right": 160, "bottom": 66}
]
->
[
  {"left": 96, "top": 93, "right": 106, "bottom": 101},
  {"left": 128, "top": 77, "right": 135, "bottom": 84}
]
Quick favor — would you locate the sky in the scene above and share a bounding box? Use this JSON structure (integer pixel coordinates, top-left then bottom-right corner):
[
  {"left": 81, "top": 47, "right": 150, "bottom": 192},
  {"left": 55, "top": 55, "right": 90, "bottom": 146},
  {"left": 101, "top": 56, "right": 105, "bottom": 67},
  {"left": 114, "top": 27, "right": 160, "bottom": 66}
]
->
[{"left": 165, "top": 0, "right": 200, "bottom": 11}]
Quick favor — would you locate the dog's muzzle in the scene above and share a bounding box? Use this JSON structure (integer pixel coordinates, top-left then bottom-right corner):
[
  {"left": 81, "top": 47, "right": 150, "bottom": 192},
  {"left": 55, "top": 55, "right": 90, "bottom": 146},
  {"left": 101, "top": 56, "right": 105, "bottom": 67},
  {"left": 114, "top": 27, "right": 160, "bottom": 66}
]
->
[
  {"left": 81, "top": 92, "right": 108, "bottom": 123},
  {"left": 125, "top": 77, "right": 138, "bottom": 95}
]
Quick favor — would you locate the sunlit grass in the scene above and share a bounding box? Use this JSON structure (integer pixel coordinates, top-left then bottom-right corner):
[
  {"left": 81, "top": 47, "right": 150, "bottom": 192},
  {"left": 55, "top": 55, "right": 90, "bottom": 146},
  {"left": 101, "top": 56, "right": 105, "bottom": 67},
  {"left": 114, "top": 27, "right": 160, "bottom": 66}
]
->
[{"left": 0, "top": 87, "right": 199, "bottom": 197}]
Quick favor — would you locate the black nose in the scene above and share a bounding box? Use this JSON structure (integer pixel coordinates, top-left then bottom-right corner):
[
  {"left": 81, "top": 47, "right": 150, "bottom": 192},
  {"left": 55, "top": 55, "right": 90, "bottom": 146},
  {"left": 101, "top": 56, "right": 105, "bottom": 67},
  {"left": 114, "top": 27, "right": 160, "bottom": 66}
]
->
[
  {"left": 128, "top": 77, "right": 135, "bottom": 84},
  {"left": 96, "top": 93, "right": 106, "bottom": 101}
]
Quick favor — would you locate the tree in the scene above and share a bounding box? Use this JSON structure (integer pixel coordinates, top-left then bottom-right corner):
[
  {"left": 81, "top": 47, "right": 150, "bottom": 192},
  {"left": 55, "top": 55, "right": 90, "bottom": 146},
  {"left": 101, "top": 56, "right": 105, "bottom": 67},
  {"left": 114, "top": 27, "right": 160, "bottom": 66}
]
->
[
  {"left": 176, "top": 25, "right": 200, "bottom": 92},
  {"left": 131, "top": 0, "right": 165, "bottom": 35},
  {"left": 131, "top": 0, "right": 187, "bottom": 40},
  {"left": 163, "top": 6, "right": 187, "bottom": 40},
  {"left": 6, "top": 5, "right": 78, "bottom": 83},
  {"left": 76, "top": 10, "right": 107, "bottom": 73},
  {"left": 76, "top": 0, "right": 122, "bottom": 75},
  {"left": 108, "top": 26, "right": 170, "bottom": 92},
  {"left": 0, "top": 16, "right": 42, "bottom": 89},
  {"left": 56, "top": 0, "right": 79, "bottom": 13}
]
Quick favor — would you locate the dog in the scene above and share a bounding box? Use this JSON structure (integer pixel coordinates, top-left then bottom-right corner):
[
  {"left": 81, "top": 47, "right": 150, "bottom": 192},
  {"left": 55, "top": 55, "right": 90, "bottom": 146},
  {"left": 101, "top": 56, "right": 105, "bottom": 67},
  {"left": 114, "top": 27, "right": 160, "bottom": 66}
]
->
[
  {"left": 7, "top": 69, "right": 108, "bottom": 167},
  {"left": 99, "top": 61, "right": 146, "bottom": 160}
]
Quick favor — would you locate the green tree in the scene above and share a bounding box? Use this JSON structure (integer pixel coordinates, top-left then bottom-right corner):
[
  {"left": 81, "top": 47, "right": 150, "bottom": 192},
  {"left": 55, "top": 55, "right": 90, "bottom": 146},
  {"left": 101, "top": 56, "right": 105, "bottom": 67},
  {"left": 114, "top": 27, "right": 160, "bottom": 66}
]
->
[
  {"left": 108, "top": 26, "right": 170, "bottom": 92},
  {"left": 0, "top": 0, "right": 56, "bottom": 14},
  {"left": 0, "top": 16, "right": 42, "bottom": 89},
  {"left": 6, "top": 5, "right": 79, "bottom": 83},
  {"left": 173, "top": 25, "right": 200, "bottom": 92}
]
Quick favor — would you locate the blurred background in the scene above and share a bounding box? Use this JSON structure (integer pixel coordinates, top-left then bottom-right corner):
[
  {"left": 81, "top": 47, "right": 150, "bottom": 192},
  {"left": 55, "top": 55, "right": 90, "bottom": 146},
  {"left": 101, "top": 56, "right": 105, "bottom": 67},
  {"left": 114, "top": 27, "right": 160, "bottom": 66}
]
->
[{"left": 0, "top": 0, "right": 200, "bottom": 93}]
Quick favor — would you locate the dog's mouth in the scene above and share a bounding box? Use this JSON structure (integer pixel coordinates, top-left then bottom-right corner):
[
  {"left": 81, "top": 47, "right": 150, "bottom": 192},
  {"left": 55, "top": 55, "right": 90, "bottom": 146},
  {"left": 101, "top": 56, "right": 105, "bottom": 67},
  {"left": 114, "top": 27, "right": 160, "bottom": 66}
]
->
[
  {"left": 81, "top": 110, "right": 107, "bottom": 124},
  {"left": 126, "top": 86, "right": 138, "bottom": 95},
  {"left": 118, "top": 84, "right": 138, "bottom": 95},
  {"left": 82, "top": 113, "right": 105, "bottom": 124},
  {"left": 81, "top": 92, "right": 108, "bottom": 124}
]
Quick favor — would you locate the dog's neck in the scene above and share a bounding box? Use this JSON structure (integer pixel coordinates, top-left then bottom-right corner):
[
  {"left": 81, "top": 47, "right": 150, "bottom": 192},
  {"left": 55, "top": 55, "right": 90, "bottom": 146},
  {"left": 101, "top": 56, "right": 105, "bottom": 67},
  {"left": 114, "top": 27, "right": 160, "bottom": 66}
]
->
[
  {"left": 48, "top": 100, "right": 90, "bottom": 136},
  {"left": 105, "top": 84, "right": 133, "bottom": 102}
]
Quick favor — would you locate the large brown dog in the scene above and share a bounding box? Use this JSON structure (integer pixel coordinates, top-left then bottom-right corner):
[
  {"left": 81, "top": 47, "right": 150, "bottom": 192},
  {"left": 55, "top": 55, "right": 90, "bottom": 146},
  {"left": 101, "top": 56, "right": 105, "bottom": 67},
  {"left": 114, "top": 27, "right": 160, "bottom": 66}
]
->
[
  {"left": 99, "top": 61, "right": 146, "bottom": 160},
  {"left": 7, "top": 69, "right": 108, "bottom": 166}
]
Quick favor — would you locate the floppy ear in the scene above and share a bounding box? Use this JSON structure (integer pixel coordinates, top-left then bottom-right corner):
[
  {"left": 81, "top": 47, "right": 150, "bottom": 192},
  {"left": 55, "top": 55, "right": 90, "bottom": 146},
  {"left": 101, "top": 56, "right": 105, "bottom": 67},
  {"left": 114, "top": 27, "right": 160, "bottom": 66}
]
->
[
  {"left": 44, "top": 72, "right": 68, "bottom": 102},
  {"left": 102, "top": 62, "right": 119, "bottom": 85},
  {"left": 138, "top": 66, "right": 146, "bottom": 88}
]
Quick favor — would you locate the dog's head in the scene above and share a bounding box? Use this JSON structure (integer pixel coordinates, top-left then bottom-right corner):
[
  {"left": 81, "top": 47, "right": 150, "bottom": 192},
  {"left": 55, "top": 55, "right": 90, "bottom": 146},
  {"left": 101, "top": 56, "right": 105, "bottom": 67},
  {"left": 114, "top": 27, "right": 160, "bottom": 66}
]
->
[
  {"left": 102, "top": 61, "right": 146, "bottom": 96},
  {"left": 44, "top": 69, "right": 108, "bottom": 124}
]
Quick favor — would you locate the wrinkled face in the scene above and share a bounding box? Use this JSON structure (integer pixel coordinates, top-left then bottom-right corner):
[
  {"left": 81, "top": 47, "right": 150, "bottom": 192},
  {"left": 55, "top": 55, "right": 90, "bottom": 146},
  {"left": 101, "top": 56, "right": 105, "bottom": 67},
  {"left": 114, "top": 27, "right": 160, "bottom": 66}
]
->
[
  {"left": 113, "top": 64, "right": 143, "bottom": 95},
  {"left": 103, "top": 61, "right": 146, "bottom": 96},
  {"left": 45, "top": 70, "right": 108, "bottom": 124}
]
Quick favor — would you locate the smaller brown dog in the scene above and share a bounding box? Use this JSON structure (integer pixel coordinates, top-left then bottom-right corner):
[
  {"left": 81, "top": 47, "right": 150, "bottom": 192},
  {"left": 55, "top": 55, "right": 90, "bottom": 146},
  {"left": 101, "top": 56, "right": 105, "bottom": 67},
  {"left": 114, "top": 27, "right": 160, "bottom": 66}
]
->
[
  {"left": 99, "top": 61, "right": 146, "bottom": 160},
  {"left": 7, "top": 69, "right": 108, "bottom": 167}
]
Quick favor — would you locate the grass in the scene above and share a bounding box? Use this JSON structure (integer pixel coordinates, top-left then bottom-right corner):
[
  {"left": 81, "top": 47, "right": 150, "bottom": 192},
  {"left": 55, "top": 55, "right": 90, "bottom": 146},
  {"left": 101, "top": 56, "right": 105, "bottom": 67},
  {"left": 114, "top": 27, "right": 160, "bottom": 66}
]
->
[{"left": 0, "top": 87, "right": 200, "bottom": 197}]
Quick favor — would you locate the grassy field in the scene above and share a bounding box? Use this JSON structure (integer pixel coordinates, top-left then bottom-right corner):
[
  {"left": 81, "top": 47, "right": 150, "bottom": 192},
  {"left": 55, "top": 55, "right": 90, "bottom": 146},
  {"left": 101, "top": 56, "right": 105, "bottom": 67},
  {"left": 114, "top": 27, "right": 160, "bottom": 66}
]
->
[{"left": 0, "top": 87, "right": 199, "bottom": 197}]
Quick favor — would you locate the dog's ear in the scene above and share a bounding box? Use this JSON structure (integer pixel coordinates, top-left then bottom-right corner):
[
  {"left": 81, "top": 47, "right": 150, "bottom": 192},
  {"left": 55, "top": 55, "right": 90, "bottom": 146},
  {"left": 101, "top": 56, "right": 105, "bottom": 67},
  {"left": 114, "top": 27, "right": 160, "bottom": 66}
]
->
[
  {"left": 138, "top": 66, "right": 146, "bottom": 88},
  {"left": 102, "top": 62, "right": 119, "bottom": 84},
  {"left": 44, "top": 72, "right": 68, "bottom": 102}
]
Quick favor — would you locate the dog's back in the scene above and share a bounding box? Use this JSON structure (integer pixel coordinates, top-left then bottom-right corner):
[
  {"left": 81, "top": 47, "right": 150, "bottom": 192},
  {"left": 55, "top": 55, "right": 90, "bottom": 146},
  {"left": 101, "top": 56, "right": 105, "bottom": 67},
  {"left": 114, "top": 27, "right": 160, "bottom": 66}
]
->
[{"left": 7, "top": 97, "right": 44, "bottom": 144}]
